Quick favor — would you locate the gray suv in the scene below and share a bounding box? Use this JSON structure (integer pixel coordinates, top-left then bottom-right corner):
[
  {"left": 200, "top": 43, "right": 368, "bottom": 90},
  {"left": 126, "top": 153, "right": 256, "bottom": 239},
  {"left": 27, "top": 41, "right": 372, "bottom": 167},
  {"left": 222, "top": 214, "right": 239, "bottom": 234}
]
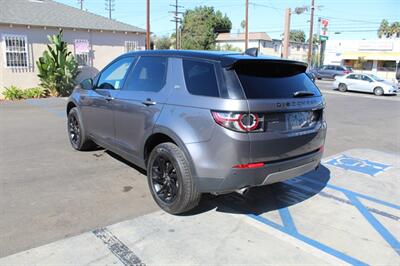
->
[{"left": 67, "top": 50, "right": 326, "bottom": 214}]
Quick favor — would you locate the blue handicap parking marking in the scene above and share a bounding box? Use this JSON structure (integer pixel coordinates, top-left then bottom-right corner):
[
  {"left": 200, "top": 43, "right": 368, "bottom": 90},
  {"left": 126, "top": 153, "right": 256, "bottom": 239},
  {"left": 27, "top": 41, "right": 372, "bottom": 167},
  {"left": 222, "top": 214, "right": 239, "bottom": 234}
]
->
[{"left": 325, "top": 154, "right": 391, "bottom": 176}]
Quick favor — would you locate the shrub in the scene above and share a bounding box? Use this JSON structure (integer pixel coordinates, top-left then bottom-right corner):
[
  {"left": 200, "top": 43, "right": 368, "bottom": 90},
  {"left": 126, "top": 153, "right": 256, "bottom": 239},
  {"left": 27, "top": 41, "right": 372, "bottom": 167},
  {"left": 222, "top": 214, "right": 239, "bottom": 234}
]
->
[
  {"left": 2, "top": 86, "right": 47, "bottom": 100},
  {"left": 2, "top": 86, "right": 25, "bottom": 100},
  {"left": 36, "top": 30, "right": 79, "bottom": 97},
  {"left": 23, "top": 87, "right": 47, "bottom": 99}
]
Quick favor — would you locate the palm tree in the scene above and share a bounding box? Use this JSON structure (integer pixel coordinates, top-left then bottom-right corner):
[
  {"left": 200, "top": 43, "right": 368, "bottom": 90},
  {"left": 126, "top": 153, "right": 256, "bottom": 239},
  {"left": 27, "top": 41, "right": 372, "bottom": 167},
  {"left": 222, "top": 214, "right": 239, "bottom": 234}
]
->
[
  {"left": 378, "top": 19, "right": 389, "bottom": 38},
  {"left": 390, "top": 22, "right": 400, "bottom": 38}
]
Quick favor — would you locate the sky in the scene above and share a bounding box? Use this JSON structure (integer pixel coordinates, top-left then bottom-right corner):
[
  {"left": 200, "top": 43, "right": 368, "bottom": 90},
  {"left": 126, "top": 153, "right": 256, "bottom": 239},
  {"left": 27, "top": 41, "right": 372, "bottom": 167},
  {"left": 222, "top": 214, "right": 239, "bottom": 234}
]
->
[{"left": 55, "top": 0, "right": 399, "bottom": 40}]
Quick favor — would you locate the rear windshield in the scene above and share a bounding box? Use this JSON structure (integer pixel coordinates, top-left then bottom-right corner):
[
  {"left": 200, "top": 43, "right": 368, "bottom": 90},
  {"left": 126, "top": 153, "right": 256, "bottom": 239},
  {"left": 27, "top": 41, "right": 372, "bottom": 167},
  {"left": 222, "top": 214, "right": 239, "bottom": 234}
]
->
[{"left": 234, "top": 62, "right": 321, "bottom": 99}]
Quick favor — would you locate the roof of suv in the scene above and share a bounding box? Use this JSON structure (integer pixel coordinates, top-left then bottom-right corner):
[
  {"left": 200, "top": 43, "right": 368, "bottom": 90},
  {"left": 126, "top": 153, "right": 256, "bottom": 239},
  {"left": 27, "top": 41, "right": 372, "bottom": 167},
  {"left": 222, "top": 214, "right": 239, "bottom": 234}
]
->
[{"left": 124, "top": 50, "right": 308, "bottom": 68}]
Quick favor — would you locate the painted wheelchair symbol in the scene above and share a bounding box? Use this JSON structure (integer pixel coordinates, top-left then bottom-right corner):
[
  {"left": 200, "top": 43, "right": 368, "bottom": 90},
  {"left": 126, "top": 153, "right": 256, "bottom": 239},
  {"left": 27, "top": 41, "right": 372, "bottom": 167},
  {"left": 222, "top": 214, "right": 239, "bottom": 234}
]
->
[{"left": 325, "top": 154, "right": 391, "bottom": 176}]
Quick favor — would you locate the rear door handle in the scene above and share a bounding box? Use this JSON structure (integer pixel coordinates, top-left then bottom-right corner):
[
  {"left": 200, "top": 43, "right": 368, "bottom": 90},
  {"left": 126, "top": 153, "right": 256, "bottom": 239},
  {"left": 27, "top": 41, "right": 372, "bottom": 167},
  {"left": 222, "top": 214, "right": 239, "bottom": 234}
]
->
[{"left": 142, "top": 98, "right": 156, "bottom": 106}]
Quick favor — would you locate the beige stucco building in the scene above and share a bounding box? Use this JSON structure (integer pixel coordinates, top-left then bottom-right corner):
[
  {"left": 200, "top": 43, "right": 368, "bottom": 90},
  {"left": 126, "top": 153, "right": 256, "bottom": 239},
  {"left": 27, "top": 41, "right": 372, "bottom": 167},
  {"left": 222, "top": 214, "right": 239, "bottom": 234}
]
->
[{"left": 0, "top": 0, "right": 146, "bottom": 96}]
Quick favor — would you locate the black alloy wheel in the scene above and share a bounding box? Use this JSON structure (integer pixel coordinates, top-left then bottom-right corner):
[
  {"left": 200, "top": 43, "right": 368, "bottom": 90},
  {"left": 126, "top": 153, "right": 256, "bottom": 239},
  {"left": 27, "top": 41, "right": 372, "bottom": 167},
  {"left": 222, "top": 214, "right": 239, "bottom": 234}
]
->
[
  {"left": 150, "top": 155, "right": 179, "bottom": 204},
  {"left": 68, "top": 113, "right": 81, "bottom": 148}
]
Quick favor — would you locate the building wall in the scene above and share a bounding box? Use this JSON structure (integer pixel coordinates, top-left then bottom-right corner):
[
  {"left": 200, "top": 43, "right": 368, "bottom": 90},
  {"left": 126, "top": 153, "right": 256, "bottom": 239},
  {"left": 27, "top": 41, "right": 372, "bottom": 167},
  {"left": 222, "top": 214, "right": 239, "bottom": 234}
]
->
[
  {"left": 216, "top": 40, "right": 264, "bottom": 51},
  {"left": 0, "top": 25, "right": 145, "bottom": 94},
  {"left": 216, "top": 39, "right": 316, "bottom": 63},
  {"left": 323, "top": 39, "right": 400, "bottom": 80}
]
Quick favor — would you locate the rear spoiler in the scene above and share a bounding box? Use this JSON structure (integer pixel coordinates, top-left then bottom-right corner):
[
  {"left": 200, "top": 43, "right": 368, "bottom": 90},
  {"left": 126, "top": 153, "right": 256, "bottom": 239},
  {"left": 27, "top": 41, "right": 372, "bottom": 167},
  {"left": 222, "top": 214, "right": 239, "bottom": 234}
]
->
[{"left": 223, "top": 59, "right": 308, "bottom": 77}]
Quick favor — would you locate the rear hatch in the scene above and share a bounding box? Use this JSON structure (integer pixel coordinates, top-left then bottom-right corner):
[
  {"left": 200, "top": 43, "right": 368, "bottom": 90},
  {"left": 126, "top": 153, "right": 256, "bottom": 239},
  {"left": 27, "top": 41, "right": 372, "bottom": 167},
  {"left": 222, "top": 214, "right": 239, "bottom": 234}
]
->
[{"left": 231, "top": 59, "right": 325, "bottom": 163}]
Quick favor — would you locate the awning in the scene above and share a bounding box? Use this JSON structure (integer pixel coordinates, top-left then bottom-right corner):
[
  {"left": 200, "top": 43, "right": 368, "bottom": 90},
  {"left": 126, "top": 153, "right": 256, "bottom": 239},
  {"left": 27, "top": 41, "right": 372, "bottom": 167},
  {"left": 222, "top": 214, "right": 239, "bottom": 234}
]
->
[{"left": 341, "top": 51, "right": 400, "bottom": 61}]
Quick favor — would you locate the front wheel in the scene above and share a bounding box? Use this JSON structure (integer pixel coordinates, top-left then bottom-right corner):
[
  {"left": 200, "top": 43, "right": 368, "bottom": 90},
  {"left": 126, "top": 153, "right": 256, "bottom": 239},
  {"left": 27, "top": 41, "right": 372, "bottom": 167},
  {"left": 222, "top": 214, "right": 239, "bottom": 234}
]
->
[
  {"left": 338, "top": 83, "right": 347, "bottom": 92},
  {"left": 374, "top": 87, "right": 384, "bottom": 96},
  {"left": 147, "top": 143, "right": 201, "bottom": 214},
  {"left": 67, "top": 107, "right": 95, "bottom": 151}
]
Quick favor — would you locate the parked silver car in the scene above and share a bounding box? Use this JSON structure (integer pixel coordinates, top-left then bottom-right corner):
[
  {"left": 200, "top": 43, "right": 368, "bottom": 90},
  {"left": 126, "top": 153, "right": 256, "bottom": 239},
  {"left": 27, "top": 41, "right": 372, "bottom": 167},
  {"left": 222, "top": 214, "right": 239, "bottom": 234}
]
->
[
  {"left": 66, "top": 50, "right": 326, "bottom": 214},
  {"left": 333, "top": 73, "right": 398, "bottom": 96}
]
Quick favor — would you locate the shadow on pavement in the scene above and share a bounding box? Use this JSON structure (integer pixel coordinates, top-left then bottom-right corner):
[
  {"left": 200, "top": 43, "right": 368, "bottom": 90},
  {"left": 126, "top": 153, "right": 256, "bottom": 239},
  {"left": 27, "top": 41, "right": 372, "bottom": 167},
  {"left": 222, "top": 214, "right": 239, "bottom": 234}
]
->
[
  {"left": 103, "top": 149, "right": 331, "bottom": 217},
  {"left": 186, "top": 165, "right": 331, "bottom": 216}
]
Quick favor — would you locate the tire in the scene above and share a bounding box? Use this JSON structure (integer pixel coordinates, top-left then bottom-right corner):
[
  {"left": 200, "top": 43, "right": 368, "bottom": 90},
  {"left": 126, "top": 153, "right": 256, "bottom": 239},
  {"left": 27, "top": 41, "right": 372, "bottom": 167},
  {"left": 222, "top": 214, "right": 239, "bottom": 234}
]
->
[
  {"left": 147, "top": 142, "right": 201, "bottom": 214},
  {"left": 373, "top": 87, "right": 384, "bottom": 96},
  {"left": 332, "top": 75, "right": 337, "bottom": 80},
  {"left": 67, "top": 107, "right": 95, "bottom": 151},
  {"left": 338, "top": 83, "right": 347, "bottom": 92}
]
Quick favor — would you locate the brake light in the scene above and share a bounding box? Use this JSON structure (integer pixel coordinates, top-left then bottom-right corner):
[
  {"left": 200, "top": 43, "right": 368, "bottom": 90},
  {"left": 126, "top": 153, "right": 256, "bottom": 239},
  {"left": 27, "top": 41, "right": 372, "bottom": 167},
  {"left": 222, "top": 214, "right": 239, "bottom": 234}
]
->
[
  {"left": 211, "top": 111, "right": 264, "bottom": 132},
  {"left": 344, "top": 70, "right": 350, "bottom": 74},
  {"left": 233, "top": 162, "right": 265, "bottom": 169}
]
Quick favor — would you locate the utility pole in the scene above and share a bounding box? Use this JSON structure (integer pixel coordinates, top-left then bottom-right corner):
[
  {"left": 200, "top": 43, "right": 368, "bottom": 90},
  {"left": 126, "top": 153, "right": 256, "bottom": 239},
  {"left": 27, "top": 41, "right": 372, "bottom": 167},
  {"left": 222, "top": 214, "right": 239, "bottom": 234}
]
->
[
  {"left": 77, "top": 0, "right": 84, "bottom": 10},
  {"left": 282, "top": 8, "right": 291, "bottom": 58},
  {"left": 169, "top": 0, "right": 184, "bottom": 49},
  {"left": 245, "top": 0, "right": 249, "bottom": 50},
  {"left": 307, "top": 0, "right": 315, "bottom": 65},
  {"left": 105, "top": 0, "right": 115, "bottom": 19},
  {"left": 146, "top": 0, "right": 150, "bottom": 50}
]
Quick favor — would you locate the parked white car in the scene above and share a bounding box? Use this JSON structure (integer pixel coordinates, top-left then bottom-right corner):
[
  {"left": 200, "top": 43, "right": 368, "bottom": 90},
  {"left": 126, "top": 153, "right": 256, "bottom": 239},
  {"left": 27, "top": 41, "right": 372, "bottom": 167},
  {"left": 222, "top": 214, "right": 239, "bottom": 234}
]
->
[{"left": 333, "top": 73, "right": 398, "bottom": 96}]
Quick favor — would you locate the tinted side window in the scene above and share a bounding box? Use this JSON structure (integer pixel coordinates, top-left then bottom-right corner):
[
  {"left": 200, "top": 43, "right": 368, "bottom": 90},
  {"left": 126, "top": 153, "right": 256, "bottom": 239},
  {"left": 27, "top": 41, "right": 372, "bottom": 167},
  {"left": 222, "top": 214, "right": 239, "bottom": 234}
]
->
[
  {"left": 124, "top": 56, "right": 167, "bottom": 92},
  {"left": 361, "top": 75, "right": 372, "bottom": 82},
  {"left": 347, "top": 74, "right": 357, "bottom": 79},
  {"left": 97, "top": 57, "right": 134, "bottom": 90},
  {"left": 183, "top": 59, "right": 219, "bottom": 97}
]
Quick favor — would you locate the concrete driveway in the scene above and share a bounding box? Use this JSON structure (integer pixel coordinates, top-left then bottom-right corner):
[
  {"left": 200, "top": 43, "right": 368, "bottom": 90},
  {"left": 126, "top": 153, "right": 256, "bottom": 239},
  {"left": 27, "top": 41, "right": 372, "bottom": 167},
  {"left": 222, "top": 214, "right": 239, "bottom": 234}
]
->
[{"left": 0, "top": 85, "right": 399, "bottom": 265}]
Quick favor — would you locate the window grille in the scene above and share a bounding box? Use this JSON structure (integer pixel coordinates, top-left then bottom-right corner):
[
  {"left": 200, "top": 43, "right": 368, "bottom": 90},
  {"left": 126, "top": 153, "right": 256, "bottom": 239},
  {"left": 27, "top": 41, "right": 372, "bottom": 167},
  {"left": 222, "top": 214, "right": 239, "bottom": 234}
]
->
[
  {"left": 3, "top": 35, "right": 28, "bottom": 68},
  {"left": 125, "top": 41, "right": 138, "bottom": 52}
]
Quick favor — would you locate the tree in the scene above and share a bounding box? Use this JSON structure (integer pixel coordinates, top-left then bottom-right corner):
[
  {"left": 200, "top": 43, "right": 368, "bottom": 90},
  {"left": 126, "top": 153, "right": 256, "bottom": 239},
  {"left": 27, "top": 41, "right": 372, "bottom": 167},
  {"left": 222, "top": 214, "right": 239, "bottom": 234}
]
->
[
  {"left": 155, "top": 36, "right": 172, "bottom": 50},
  {"left": 390, "top": 22, "right": 400, "bottom": 38},
  {"left": 181, "top": 6, "right": 232, "bottom": 50},
  {"left": 307, "top": 33, "right": 320, "bottom": 45},
  {"left": 378, "top": 19, "right": 390, "bottom": 38},
  {"left": 240, "top": 20, "right": 246, "bottom": 31},
  {"left": 36, "top": 30, "right": 78, "bottom": 96},
  {"left": 289, "top": 30, "right": 306, "bottom": 43}
]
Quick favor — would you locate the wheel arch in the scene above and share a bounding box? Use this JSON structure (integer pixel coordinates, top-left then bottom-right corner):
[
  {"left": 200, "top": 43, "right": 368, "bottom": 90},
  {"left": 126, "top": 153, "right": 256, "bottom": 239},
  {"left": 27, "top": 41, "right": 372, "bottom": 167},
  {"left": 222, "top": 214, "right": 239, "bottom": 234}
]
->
[
  {"left": 66, "top": 101, "right": 77, "bottom": 115},
  {"left": 143, "top": 128, "right": 197, "bottom": 176}
]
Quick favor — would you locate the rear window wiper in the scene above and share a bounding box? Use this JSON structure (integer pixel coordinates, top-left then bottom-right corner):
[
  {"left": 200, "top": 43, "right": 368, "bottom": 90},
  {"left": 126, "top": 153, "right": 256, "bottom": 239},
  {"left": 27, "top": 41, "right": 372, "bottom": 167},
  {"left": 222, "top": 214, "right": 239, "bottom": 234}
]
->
[{"left": 293, "top": 91, "right": 315, "bottom": 97}]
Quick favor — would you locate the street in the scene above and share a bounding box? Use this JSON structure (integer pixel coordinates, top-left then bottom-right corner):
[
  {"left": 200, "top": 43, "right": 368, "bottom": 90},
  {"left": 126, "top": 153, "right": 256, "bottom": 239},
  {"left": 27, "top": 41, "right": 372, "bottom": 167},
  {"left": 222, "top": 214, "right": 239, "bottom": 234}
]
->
[{"left": 0, "top": 81, "right": 399, "bottom": 265}]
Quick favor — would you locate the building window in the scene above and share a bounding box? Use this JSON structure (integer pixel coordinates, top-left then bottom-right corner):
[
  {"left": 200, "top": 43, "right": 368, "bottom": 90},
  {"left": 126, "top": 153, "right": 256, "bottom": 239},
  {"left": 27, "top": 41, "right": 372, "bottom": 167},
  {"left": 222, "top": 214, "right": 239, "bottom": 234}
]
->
[
  {"left": 377, "top": 60, "right": 396, "bottom": 72},
  {"left": 74, "top": 39, "right": 90, "bottom": 66},
  {"left": 296, "top": 45, "right": 301, "bottom": 51},
  {"left": 346, "top": 59, "right": 373, "bottom": 71},
  {"left": 3, "top": 34, "right": 28, "bottom": 68},
  {"left": 125, "top": 41, "right": 138, "bottom": 52}
]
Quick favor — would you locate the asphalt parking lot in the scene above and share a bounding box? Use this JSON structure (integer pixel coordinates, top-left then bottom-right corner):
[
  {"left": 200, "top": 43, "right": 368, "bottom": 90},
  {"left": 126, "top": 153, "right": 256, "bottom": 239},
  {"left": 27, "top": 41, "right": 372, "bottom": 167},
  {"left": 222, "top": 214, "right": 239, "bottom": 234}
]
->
[{"left": 0, "top": 81, "right": 399, "bottom": 265}]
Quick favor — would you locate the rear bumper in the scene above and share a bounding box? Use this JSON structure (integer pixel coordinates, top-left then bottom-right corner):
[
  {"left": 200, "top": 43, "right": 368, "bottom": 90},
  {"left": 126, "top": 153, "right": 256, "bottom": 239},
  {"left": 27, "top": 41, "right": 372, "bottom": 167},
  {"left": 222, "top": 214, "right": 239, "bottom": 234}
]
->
[{"left": 194, "top": 147, "right": 323, "bottom": 193}]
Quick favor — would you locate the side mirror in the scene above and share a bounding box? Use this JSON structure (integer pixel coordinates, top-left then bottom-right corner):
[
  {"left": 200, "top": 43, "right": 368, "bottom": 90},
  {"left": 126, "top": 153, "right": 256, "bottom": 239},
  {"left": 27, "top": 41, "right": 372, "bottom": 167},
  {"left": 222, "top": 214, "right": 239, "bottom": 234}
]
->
[{"left": 80, "top": 78, "right": 93, "bottom": 90}]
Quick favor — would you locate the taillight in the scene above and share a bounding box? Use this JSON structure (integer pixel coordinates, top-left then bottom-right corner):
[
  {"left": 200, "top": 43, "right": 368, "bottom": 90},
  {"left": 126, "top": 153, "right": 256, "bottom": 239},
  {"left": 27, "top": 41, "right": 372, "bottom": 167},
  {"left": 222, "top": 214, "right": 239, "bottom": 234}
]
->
[
  {"left": 344, "top": 70, "right": 350, "bottom": 74},
  {"left": 211, "top": 111, "right": 264, "bottom": 132}
]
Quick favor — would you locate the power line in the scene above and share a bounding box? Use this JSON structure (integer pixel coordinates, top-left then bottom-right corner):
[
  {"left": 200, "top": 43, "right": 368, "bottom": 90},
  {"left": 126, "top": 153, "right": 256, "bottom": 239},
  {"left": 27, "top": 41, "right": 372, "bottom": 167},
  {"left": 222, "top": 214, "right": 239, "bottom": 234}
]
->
[
  {"left": 105, "top": 0, "right": 115, "bottom": 19},
  {"left": 169, "top": 0, "right": 184, "bottom": 49}
]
